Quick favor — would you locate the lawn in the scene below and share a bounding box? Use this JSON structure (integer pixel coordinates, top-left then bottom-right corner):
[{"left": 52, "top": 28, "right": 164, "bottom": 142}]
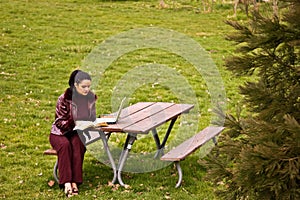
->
[{"left": 0, "top": 0, "right": 249, "bottom": 199}]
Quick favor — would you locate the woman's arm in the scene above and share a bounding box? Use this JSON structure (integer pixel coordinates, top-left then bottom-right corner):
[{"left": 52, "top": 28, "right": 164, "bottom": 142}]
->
[{"left": 54, "top": 95, "right": 75, "bottom": 133}]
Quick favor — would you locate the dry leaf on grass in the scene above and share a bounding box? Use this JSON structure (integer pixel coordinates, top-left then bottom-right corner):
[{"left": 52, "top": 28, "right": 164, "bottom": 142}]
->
[
  {"left": 48, "top": 180, "right": 55, "bottom": 187},
  {"left": 124, "top": 184, "right": 131, "bottom": 189}
]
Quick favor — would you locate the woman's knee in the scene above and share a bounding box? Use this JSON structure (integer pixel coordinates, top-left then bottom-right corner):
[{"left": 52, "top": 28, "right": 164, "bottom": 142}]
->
[
  {"left": 50, "top": 134, "right": 71, "bottom": 151},
  {"left": 71, "top": 134, "right": 85, "bottom": 145}
]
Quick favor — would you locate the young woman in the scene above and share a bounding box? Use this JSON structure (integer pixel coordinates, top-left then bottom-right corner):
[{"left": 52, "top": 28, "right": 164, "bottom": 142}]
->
[{"left": 49, "top": 70, "right": 97, "bottom": 197}]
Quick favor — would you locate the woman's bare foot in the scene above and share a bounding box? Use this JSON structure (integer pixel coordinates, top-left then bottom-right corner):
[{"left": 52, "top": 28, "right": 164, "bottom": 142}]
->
[{"left": 71, "top": 182, "right": 79, "bottom": 195}]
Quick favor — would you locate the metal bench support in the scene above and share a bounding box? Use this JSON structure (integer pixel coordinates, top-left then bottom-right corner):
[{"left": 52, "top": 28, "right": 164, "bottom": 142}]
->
[
  {"left": 174, "top": 161, "right": 182, "bottom": 188},
  {"left": 53, "top": 159, "right": 59, "bottom": 183}
]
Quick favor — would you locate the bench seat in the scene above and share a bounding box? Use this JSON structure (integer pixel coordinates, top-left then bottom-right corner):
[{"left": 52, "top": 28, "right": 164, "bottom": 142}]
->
[
  {"left": 44, "top": 149, "right": 57, "bottom": 155},
  {"left": 161, "top": 126, "right": 224, "bottom": 187}
]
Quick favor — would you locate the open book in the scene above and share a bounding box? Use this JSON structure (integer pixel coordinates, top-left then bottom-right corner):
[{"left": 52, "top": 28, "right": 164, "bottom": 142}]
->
[
  {"left": 73, "top": 120, "right": 108, "bottom": 130},
  {"left": 73, "top": 97, "right": 126, "bottom": 130}
]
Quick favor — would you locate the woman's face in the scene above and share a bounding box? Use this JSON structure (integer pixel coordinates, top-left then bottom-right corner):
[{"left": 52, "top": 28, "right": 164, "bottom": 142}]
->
[{"left": 75, "top": 79, "right": 91, "bottom": 96}]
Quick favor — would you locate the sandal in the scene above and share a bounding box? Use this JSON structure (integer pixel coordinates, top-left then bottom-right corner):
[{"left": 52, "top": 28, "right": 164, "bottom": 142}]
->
[
  {"left": 72, "top": 188, "right": 79, "bottom": 195},
  {"left": 65, "top": 188, "right": 73, "bottom": 198},
  {"left": 64, "top": 183, "right": 73, "bottom": 198}
]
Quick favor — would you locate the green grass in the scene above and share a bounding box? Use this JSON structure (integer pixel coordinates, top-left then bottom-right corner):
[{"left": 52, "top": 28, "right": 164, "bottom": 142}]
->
[{"left": 0, "top": 0, "right": 251, "bottom": 199}]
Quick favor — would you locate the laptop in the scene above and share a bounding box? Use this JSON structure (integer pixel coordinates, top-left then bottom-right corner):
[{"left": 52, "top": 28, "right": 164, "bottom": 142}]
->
[{"left": 95, "top": 97, "right": 126, "bottom": 124}]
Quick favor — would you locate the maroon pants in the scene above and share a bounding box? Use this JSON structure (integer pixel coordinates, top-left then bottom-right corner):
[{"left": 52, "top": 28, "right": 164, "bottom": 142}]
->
[{"left": 49, "top": 132, "right": 86, "bottom": 186}]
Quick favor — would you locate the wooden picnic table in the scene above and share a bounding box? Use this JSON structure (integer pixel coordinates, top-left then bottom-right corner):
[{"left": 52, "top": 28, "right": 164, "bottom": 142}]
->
[{"left": 98, "top": 102, "right": 194, "bottom": 186}]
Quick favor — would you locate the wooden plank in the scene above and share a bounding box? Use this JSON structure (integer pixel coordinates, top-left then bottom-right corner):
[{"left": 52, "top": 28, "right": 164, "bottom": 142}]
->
[
  {"left": 124, "top": 103, "right": 194, "bottom": 134},
  {"left": 119, "top": 102, "right": 174, "bottom": 133},
  {"left": 44, "top": 149, "right": 57, "bottom": 155},
  {"left": 101, "top": 102, "right": 155, "bottom": 132},
  {"left": 101, "top": 102, "right": 173, "bottom": 132},
  {"left": 119, "top": 102, "right": 155, "bottom": 118},
  {"left": 160, "top": 126, "right": 224, "bottom": 161}
]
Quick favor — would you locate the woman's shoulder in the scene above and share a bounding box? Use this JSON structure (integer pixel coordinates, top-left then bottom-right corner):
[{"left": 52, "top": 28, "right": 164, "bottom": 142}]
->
[
  {"left": 63, "top": 88, "right": 73, "bottom": 100},
  {"left": 57, "top": 88, "right": 72, "bottom": 101}
]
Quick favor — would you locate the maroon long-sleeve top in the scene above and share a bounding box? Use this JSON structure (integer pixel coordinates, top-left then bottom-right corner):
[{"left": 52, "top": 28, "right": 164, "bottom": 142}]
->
[{"left": 50, "top": 88, "right": 97, "bottom": 136}]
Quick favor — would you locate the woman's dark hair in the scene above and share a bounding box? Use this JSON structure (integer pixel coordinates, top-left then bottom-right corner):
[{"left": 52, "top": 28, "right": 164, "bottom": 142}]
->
[{"left": 68, "top": 70, "right": 91, "bottom": 88}]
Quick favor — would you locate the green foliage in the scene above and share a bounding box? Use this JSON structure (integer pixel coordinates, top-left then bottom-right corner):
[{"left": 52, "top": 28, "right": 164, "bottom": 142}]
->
[
  {"left": 0, "top": 0, "right": 247, "bottom": 199},
  {"left": 203, "top": 0, "right": 300, "bottom": 199}
]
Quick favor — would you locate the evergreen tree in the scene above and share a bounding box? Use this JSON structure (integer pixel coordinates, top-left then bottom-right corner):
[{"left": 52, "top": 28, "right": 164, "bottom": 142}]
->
[{"left": 203, "top": 0, "right": 300, "bottom": 199}]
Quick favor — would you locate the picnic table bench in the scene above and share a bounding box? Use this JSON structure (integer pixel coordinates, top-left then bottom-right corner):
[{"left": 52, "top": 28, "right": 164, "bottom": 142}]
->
[{"left": 160, "top": 126, "right": 224, "bottom": 188}]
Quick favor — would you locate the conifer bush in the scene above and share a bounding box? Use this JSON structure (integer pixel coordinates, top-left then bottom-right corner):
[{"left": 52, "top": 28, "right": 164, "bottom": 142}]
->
[{"left": 203, "top": 0, "right": 300, "bottom": 199}]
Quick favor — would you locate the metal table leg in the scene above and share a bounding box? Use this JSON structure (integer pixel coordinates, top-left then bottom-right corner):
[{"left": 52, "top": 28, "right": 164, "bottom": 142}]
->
[
  {"left": 152, "top": 129, "right": 163, "bottom": 158},
  {"left": 160, "top": 117, "right": 177, "bottom": 149},
  {"left": 153, "top": 117, "right": 178, "bottom": 158},
  {"left": 98, "top": 130, "right": 117, "bottom": 184},
  {"left": 117, "top": 133, "right": 136, "bottom": 186}
]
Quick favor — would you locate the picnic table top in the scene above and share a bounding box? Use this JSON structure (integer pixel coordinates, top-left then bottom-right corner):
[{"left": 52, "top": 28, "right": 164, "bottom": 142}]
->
[{"left": 101, "top": 102, "right": 194, "bottom": 134}]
